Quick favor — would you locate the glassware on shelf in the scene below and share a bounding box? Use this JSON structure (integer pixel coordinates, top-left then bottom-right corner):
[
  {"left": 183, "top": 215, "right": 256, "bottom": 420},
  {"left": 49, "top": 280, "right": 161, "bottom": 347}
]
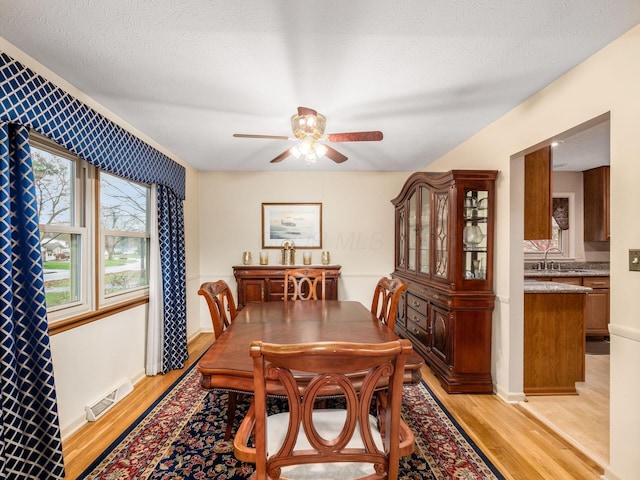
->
[
  {"left": 464, "top": 196, "right": 477, "bottom": 218},
  {"left": 463, "top": 225, "right": 485, "bottom": 247}
]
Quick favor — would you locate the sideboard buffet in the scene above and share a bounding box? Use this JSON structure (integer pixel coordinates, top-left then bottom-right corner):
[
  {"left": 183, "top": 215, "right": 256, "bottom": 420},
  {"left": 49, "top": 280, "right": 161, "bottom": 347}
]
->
[
  {"left": 233, "top": 265, "right": 341, "bottom": 309},
  {"left": 391, "top": 170, "right": 498, "bottom": 393}
]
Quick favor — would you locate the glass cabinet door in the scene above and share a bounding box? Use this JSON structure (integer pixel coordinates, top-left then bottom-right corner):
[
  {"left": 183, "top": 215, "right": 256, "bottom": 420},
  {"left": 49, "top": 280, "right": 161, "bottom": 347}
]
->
[
  {"left": 462, "top": 189, "right": 489, "bottom": 280},
  {"left": 407, "top": 191, "right": 417, "bottom": 271},
  {"left": 433, "top": 191, "right": 449, "bottom": 278},
  {"left": 419, "top": 186, "right": 430, "bottom": 274},
  {"left": 396, "top": 206, "right": 406, "bottom": 270}
]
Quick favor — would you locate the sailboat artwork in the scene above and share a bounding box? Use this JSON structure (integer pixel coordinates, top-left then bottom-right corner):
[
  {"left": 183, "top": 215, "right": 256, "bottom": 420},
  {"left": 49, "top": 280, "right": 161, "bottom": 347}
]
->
[{"left": 262, "top": 203, "right": 322, "bottom": 248}]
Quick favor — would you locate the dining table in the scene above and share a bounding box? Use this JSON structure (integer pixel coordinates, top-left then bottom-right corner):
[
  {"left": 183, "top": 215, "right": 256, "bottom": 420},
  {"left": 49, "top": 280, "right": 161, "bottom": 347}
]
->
[{"left": 197, "top": 300, "right": 424, "bottom": 394}]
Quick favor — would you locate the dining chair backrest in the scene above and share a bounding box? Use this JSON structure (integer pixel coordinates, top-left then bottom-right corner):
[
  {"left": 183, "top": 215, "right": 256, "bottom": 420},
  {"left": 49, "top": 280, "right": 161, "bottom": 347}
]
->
[
  {"left": 284, "top": 268, "right": 326, "bottom": 301},
  {"left": 371, "top": 277, "right": 407, "bottom": 331},
  {"left": 233, "top": 339, "right": 415, "bottom": 480},
  {"left": 198, "top": 280, "right": 238, "bottom": 338}
]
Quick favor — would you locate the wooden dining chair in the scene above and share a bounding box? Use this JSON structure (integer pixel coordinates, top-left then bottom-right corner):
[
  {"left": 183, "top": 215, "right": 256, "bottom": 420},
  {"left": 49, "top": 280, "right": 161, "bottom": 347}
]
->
[
  {"left": 371, "top": 277, "right": 407, "bottom": 331},
  {"left": 234, "top": 339, "right": 415, "bottom": 480},
  {"left": 198, "top": 280, "right": 241, "bottom": 440},
  {"left": 284, "top": 268, "right": 326, "bottom": 301},
  {"left": 198, "top": 280, "right": 237, "bottom": 337}
]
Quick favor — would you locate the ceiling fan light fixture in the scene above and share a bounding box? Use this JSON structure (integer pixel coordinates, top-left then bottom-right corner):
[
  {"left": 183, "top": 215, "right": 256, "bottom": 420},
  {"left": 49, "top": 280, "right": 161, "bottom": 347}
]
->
[
  {"left": 305, "top": 150, "right": 318, "bottom": 165},
  {"left": 290, "top": 145, "right": 301, "bottom": 158},
  {"left": 236, "top": 106, "right": 381, "bottom": 165},
  {"left": 289, "top": 139, "right": 322, "bottom": 164},
  {"left": 299, "top": 139, "right": 313, "bottom": 155},
  {"left": 291, "top": 113, "right": 326, "bottom": 140},
  {"left": 314, "top": 142, "right": 328, "bottom": 157}
]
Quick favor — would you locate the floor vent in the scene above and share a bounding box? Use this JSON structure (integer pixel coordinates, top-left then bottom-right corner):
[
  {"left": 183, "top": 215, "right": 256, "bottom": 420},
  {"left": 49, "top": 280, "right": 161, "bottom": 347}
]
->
[{"left": 85, "top": 378, "right": 134, "bottom": 422}]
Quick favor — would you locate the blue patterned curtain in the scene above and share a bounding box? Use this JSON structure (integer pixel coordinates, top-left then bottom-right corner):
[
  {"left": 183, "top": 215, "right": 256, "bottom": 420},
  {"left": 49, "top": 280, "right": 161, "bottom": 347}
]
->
[
  {"left": 157, "top": 185, "right": 188, "bottom": 372},
  {"left": 0, "top": 53, "right": 185, "bottom": 199},
  {"left": 1, "top": 51, "right": 188, "bottom": 373},
  {"left": 0, "top": 123, "right": 64, "bottom": 478}
]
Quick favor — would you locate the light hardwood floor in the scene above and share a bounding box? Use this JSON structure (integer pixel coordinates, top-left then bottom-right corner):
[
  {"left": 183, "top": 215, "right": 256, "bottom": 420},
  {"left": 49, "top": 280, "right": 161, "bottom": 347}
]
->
[
  {"left": 62, "top": 333, "right": 604, "bottom": 479},
  {"left": 520, "top": 353, "right": 609, "bottom": 468}
]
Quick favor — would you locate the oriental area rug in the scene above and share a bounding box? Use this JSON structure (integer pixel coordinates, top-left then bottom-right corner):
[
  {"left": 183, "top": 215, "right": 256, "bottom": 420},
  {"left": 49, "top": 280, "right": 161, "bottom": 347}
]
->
[{"left": 78, "top": 363, "right": 505, "bottom": 479}]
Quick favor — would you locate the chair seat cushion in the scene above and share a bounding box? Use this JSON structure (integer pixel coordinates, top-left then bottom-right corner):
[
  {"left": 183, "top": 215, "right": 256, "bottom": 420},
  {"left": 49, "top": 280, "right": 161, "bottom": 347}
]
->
[{"left": 266, "top": 409, "right": 383, "bottom": 479}]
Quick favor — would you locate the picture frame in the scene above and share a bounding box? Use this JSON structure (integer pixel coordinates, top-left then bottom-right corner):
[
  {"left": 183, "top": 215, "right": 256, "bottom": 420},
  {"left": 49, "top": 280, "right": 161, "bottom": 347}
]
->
[{"left": 262, "top": 203, "right": 322, "bottom": 249}]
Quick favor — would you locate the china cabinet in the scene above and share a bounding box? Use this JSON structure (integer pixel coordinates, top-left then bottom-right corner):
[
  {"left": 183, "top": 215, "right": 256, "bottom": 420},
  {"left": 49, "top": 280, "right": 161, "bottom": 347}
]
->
[{"left": 391, "top": 170, "right": 498, "bottom": 393}]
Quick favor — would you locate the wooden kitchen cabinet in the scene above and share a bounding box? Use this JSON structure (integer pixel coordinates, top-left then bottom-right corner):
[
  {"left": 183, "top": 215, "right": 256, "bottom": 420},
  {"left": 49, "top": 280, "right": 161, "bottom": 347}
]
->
[
  {"left": 583, "top": 276, "right": 610, "bottom": 337},
  {"left": 392, "top": 170, "right": 498, "bottom": 393},
  {"left": 524, "top": 292, "right": 586, "bottom": 395},
  {"left": 232, "top": 265, "right": 341, "bottom": 309},
  {"left": 524, "top": 146, "right": 552, "bottom": 240},
  {"left": 583, "top": 166, "right": 610, "bottom": 241},
  {"left": 525, "top": 274, "right": 610, "bottom": 337}
]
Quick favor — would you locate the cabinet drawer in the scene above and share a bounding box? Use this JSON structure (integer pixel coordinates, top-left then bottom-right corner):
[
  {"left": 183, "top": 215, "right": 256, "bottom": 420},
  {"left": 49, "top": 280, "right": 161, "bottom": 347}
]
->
[
  {"left": 406, "top": 318, "right": 429, "bottom": 345},
  {"left": 406, "top": 306, "right": 428, "bottom": 331},
  {"left": 406, "top": 292, "right": 428, "bottom": 316},
  {"left": 583, "top": 277, "right": 610, "bottom": 289},
  {"left": 268, "top": 280, "right": 287, "bottom": 294}
]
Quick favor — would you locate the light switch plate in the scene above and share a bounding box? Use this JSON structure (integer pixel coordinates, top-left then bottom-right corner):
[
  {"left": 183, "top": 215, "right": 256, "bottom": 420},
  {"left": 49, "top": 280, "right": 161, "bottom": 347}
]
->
[{"left": 630, "top": 250, "right": 640, "bottom": 271}]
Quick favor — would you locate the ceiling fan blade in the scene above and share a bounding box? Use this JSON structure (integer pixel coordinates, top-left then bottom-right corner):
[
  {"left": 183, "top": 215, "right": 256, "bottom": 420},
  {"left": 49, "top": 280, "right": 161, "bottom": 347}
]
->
[
  {"left": 270, "top": 148, "right": 292, "bottom": 163},
  {"left": 325, "top": 145, "right": 348, "bottom": 163},
  {"left": 297, "top": 106, "right": 317, "bottom": 117},
  {"left": 233, "top": 133, "right": 290, "bottom": 140},
  {"left": 327, "top": 131, "right": 383, "bottom": 142}
]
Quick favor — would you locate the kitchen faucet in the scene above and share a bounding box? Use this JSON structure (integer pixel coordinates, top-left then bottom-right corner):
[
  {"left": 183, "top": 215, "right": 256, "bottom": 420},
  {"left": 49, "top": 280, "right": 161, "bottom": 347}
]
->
[{"left": 543, "top": 246, "right": 562, "bottom": 270}]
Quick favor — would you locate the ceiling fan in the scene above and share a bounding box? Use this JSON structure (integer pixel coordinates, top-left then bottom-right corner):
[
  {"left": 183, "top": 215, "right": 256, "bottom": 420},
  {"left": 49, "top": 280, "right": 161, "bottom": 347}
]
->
[{"left": 233, "top": 106, "right": 383, "bottom": 164}]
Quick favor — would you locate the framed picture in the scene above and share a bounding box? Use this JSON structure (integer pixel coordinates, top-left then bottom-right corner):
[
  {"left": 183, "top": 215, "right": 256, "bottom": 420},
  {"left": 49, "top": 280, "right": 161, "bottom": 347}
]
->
[{"left": 262, "top": 203, "right": 322, "bottom": 248}]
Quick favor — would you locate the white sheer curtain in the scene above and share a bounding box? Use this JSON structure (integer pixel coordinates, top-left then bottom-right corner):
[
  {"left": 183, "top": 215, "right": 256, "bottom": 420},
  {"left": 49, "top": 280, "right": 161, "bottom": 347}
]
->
[{"left": 146, "top": 184, "right": 164, "bottom": 375}]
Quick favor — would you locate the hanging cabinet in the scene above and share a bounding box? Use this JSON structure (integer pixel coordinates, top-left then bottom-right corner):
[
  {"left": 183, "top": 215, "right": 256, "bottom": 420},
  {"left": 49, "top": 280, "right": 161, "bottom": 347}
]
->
[
  {"left": 392, "top": 170, "right": 498, "bottom": 393},
  {"left": 583, "top": 166, "right": 610, "bottom": 242}
]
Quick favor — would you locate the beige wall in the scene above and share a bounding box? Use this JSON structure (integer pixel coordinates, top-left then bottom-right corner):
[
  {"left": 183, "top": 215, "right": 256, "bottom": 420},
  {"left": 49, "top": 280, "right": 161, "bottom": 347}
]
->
[
  {"left": 424, "top": 23, "right": 640, "bottom": 480},
  {"left": 196, "top": 171, "right": 410, "bottom": 312}
]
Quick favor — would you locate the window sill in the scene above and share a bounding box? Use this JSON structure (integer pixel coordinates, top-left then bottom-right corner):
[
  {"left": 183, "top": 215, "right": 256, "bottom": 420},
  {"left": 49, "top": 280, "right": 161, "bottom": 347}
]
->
[{"left": 48, "top": 296, "right": 149, "bottom": 335}]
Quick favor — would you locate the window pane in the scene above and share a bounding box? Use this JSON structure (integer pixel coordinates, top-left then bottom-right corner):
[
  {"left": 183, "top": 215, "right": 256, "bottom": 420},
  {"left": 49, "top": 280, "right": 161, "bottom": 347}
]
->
[
  {"left": 100, "top": 173, "right": 149, "bottom": 232},
  {"left": 104, "top": 235, "right": 149, "bottom": 296},
  {"left": 32, "top": 147, "right": 74, "bottom": 226},
  {"left": 523, "top": 218, "right": 562, "bottom": 254},
  {"left": 42, "top": 232, "right": 81, "bottom": 308}
]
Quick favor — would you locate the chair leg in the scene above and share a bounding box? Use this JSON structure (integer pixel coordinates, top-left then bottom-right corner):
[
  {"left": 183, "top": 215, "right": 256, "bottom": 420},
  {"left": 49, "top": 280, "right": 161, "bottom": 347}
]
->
[{"left": 224, "top": 391, "right": 238, "bottom": 441}]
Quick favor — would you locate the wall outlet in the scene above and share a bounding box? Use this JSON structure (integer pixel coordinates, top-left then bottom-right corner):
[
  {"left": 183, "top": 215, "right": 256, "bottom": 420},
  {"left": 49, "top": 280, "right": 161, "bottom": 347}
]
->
[{"left": 629, "top": 250, "right": 640, "bottom": 271}]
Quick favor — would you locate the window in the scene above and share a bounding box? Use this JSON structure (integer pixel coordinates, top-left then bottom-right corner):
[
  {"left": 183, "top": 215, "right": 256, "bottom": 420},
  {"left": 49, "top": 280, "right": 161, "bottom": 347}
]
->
[
  {"left": 100, "top": 172, "right": 150, "bottom": 302},
  {"left": 32, "top": 139, "right": 88, "bottom": 316},
  {"left": 32, "top": 134, "right": 150, "bottom": 325}
]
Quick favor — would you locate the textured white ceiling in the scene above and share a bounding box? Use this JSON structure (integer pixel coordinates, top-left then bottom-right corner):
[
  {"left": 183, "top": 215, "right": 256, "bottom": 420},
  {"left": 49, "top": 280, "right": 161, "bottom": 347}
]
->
[{"left": 0, "top": 1, "right": 637, "bottom": 171}]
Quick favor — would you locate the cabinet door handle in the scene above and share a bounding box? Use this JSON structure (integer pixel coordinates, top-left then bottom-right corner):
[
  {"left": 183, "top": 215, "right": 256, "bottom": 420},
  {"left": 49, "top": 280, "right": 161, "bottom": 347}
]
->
[
  {"left": 412, "top": 300, "right": 421, "bottom": 307},
  {"left": 413, "top": 328, "right": 420, "bottom": 335},
  {"left": 590, "top": 282, "right": 606, "bottom": 287},
  {"left": 432, "top": 293, "right": 440, "bottom": 300},
  {"left": 411, "top": 315, "right": 420, "bottom": 322}
]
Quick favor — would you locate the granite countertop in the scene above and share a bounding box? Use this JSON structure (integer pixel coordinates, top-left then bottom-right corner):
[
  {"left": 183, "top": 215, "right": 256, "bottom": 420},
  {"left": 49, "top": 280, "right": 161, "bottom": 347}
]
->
[
  {"left": 524, "top": 280, "right": 592, "bottom": 293},
  {"left": 524, "top": 269, "right": 609, "bottom": 278},
  {"left": 524, "top": 262, "right": 609, "bottom": 278}
]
